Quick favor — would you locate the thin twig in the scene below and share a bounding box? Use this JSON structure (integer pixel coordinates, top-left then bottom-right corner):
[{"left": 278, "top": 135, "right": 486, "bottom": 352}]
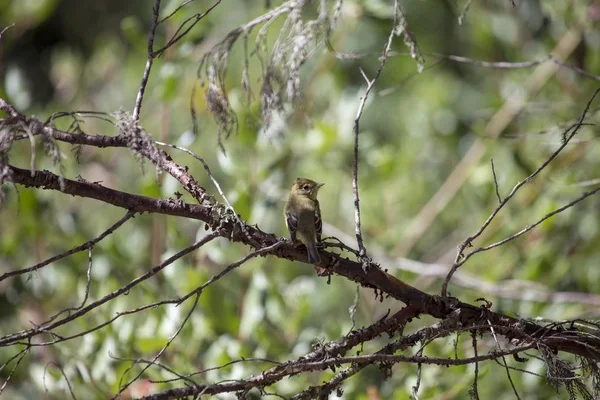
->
[
  {"left": 154, "top": 141, "right": 259, "bottom": 247},
  {"left": 0, "top": 348, "right": 28, "bottom": 395},
  {"left": 464, "top": 185, "right": 600, "bottom": 259},
  {"left": 0, "top": 349, "right": 29, "bottom": 394},
  {"left": 352, "top": 0, "right": 400, "bottom": 271},
  {"left": 348, "top": 284, "right": 360, "bottom": 333},
  {"left": 43, "top": 362, "right": 78, "bottom": 400},
  {"left": 0, "top": 97, "right": 22, "bottom": 118},
  {"left": 377, "top": 58, "right": 445, "bottom": 97},
  {"left": 321, "top": 237, "right": 360, "bottom": 256},
  {"left": 442, "top": 88, "right": 600, "bottom": 296},
  {"left": 112, "top": 242, "right": 286, "bottom": 394},
  {"left": 490, "top": 158, "right": 502, "bottom": 203},
  {"left": 329, "top": 219, "right": 600, "bottom": 306},
  {"left": 0, "top": 347, "right": 29, "bottom": 375},
  {"left": 176, "top": 240, "right": 286, "bottom": 304},
  {"left": 0, "top": 232, "right": 220, "bottom": 347},
  {"left": 19, "top": 285, "right": 286, "bottom": 348},
  {"left": 388, "top": 51, "right": 600, "bottom": 83},
  {"left": 397, "top": 25, "right": 585, "bottom": 257},
  {"left": 110, "top": 356, "right": 199, "bottom": 388},
  {"left": 21, "top": 296, "right": 186, "bottom": 347},
  {"left": 550, "top": 55, "right": 600, "bottom": 82},
  {"left": 0, "top": 23, "right": 15, "bottom": 43},
  {"left": 432, "top": 53, "right": 550, "bottom": 69},
  {"left": 133, "top": 0, "right": 162, "bottom": 121},
  {"left": 458, "top": 0, "right": 474, "bottom": 25},
  {"left": 412, "top": 353, "right": 423, "bottom": 399},
  {"left": 115, "top": 292, "right": 202, "bottom": 397},
  {"left": 470, "top": 331, "right": 480, "bottom": 400},
  {"left": 487, "top": 318, "right": 522, "bottom": 400},
  {"left": 291, "top": 306, "right": 420, "bottom": 399},
  {"left": 152, "top": 358, "right": 281, "bottom": 384},
  {"left": 141, "top": 345, "right": 537, "bottom": 400},
  {"left": 159, "top": 0, "right": 196, "bottom": 24},
  {"left": 0, "top": 211, "right": 135, "bottom": 283},
  {"left": 154, "top": 1, "right": 222, "bottom": 56},
  {"left": 40, "top": 245, "right": 96, "bottom": 325}
]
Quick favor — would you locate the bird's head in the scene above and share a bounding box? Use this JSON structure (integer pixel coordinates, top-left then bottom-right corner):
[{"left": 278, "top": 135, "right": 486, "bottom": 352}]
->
[{"left": 291, "top": 177, "right": 324, "bottom": 200}]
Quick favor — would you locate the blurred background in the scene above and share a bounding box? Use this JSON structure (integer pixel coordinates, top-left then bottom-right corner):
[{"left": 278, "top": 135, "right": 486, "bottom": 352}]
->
[{"left": 1, "top": 0, "right": 600, "bottom": 398}]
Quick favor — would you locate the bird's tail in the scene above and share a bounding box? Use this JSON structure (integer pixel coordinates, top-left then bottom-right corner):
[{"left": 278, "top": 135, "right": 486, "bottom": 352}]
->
[{"left": 306, "top": 242, "right": 321, "bottom": 265}]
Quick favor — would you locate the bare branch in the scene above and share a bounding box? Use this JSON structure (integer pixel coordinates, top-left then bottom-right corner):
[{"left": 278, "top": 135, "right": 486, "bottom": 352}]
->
[
  {"left": 134, "top": 0, "right": 221, "bottom": 119},
  {"left": 458, "top": 0, "right": 474, "bottom": 25},
  {"left": 176, "top": 240, "right": 287, "bottom": 305},
  {"left": 487, "top": 318, "right": 522, "bottom": 399},
  {"left": 0, "top": 210, "right": 134, "bottom": 283},
  {"left": 154, "top": 141, "right": 258, "bottom": 247},
  {"left": 467, "top": 185, "right": 600, "bottom": 258},
  {"left": 41, "top": 245, "right": 95, "bottom": 326},
  {"left": 469, "top": 332, "right": 480, "bottom": 400},
  {"left": 22, "top": 241, "right": 288, "bottom": 352},
  {"left": 109, "top": 241, "right": 285, "bottom": 395},
  {"left": 133, "top": 0, "right": 162, "bottom": 121},
  {"left": 111, "top": 356, "right": 200, "bottom": 388},
  {"left": 490, "top": 158, "right": 502, "bottom": 203},
  {"left": 326, "top": 221, "right": 600, "bottom": 306},
  {"left": 441, "top": 88, "right": 600, "bottom": 296},
  {"left": 141, "top": 345, "right": 537, "bottom": 399},
  {"left": 412, "top": 353, "right": 423, "bottom": 399},
  {"left": 43, "top": 362, "right": 78, "bottom": 400},
  {"left": 348, "top": 284, "right": 359, "bottom": 333},
  {"left": 0, "top": 23, "right": 15, "bottom": 43},
  {"left": 0, "top": 232, "right": 220, "bottom": 347},
  {"left": 5, "top": 165, "right": 210, "bottom": 220},
  {"left": 158, "top": 0, "right": 197, "bottom": 24},
  {"left": 293, "top": 308, "right": 432, "bottom": 399},
  {"left": 352, "top": 0, "right": 400, "bottom": 271},
  {"left": 154, "top": 1, "right": 222, "bottom": 56},
  {"left": 152, "top": 358, "right": 281, "bottom": 385},
  {"left": 397, "top": 24, "right": 587, "bottom": 257},
  {"left": 115, "top": 292, "right": 202, "bottom": 397},
  {"left": 0, "top": 97, "right": 22, "bottom": 118},
  {"left": 2, "top": 107, "right": 210, "bottom": 203},
  {"left": 550, "top": 55, "right": 600, "bottom": 82},
  {"left": 0, "top": 347, "right": 29, "bottom": 395},
  {"left": 427, "top": 53, "right": 551, "bottom": 69}
]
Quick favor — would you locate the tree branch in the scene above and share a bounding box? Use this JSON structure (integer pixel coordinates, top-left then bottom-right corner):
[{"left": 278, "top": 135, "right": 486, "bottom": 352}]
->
[{"left": 4, "top": 164, "right": 600, "bottom": 362}]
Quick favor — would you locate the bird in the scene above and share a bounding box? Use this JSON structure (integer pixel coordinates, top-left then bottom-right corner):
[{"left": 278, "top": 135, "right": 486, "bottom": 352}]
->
[{"left": 284, "top": 177, "right": 324, "bottom": 265}]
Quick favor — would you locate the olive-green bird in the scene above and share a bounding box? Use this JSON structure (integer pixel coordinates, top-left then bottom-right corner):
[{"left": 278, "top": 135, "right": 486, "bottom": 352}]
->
[{"left": 284, "top": 178, "right": 324, "bottom": 265}]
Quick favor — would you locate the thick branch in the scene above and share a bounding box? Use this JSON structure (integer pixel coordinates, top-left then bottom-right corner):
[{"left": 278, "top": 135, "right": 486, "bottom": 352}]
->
[
  {"left": 5, "top": 164, "right": 600, "bottom": 362},
  {"left": 8, "top": 165, "right": 212, "bottom": 221}
]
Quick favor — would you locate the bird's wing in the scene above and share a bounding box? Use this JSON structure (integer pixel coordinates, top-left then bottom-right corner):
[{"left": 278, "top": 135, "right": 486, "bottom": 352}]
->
[
  {"left": 285, "top": 211, "right": 298, "bottom": 242},
  {"left": 314, "top": 200, "right": 322, "bottom": 243}
]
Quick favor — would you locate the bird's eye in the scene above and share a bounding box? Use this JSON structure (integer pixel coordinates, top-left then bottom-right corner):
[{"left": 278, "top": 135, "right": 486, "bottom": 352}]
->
[{"left": 303, "top": 184, "right": 310, "bottom": 191}]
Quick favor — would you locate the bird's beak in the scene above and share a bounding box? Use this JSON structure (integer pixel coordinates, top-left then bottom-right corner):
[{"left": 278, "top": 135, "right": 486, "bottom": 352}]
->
[{"left": 317, "top": 182, "right": 325, "bottom": 188}]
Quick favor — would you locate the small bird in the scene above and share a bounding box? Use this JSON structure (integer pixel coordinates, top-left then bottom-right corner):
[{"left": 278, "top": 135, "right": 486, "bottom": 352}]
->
[{"left": 284, "top": 177, "right": 324, "bottom": 265}]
